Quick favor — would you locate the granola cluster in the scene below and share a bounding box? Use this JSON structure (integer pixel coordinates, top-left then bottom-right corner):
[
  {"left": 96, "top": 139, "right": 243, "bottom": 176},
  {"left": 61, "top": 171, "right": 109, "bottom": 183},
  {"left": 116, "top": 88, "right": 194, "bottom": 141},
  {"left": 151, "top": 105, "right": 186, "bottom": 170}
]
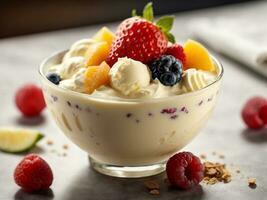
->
[{"left": 203, "top": 161, "right": 231, "bottom": 185}]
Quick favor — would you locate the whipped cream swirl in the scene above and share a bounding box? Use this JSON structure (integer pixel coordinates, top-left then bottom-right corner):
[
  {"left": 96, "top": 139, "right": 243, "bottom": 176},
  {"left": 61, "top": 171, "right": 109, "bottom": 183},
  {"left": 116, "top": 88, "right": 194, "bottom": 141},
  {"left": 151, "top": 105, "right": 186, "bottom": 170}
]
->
[{"left": 181, "top": 69, "right": 216, "bottom": 92}]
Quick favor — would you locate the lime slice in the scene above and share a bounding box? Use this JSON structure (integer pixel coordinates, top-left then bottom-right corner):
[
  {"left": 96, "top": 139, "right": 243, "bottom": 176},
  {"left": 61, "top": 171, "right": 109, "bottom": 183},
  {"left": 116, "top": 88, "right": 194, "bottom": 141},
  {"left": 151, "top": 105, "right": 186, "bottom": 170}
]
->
[{"left": 0, "top": 127, "right": 44, "bottom": 153}]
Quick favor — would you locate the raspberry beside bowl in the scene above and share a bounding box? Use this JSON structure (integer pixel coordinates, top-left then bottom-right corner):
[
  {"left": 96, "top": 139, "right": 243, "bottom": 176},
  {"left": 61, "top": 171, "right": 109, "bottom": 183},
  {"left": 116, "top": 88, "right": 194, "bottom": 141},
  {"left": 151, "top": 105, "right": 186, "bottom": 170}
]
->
[{"left": 39, "top": 50, "right": 223, "bottom": 178}]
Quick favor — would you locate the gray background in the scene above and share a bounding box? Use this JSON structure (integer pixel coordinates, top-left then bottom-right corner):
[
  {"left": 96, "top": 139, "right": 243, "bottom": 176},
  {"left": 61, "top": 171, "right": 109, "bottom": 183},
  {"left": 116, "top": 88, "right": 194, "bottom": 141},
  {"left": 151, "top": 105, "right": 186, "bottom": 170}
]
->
[{"left": 0, "top": 1, "right": 267, "bottom": 199}]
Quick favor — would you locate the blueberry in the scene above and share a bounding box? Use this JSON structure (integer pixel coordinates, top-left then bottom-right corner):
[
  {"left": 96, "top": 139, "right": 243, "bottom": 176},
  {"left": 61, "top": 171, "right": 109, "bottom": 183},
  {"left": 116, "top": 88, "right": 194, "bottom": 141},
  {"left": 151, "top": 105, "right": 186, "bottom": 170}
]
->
[
  {"left": 159, "top": 72, "right": 177, "bottom": 86},
  {"left": 46, "top": 73, "right": 61, "bottom": 85},
  {"left": 149, "top": 55, "right": 183, "bottom": 86}
]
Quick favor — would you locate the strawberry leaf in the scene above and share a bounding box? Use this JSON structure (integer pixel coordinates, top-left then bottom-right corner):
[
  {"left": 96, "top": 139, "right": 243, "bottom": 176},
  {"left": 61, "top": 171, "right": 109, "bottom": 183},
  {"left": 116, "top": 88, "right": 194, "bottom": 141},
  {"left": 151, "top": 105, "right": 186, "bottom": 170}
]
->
[
  {"left": 156, "top": 16, "right": 174, "bottom": 32},
  {"left": 165, "top": 32, "right": 176, "bottom": 43},
  {"left": 132, "top": 9, "right": 137, "bottom": 17},
  {"left": 142, "top": 2, "right": 153, "bottom": 22}
]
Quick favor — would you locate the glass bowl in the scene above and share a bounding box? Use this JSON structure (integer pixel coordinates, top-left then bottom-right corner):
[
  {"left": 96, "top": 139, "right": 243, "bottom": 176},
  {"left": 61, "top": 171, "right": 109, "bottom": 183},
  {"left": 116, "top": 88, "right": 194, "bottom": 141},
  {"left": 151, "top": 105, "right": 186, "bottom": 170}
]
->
[{"left": 39, "top": 50, "right": 223, "bottom": 178}]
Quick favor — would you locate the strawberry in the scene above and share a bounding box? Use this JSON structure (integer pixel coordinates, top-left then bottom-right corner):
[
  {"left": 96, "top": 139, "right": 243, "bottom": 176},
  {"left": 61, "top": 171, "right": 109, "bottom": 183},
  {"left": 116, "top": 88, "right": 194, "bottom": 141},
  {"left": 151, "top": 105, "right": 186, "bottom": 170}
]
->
[{"left": 106, "top": 3, "right": 175, "bottom": 66}]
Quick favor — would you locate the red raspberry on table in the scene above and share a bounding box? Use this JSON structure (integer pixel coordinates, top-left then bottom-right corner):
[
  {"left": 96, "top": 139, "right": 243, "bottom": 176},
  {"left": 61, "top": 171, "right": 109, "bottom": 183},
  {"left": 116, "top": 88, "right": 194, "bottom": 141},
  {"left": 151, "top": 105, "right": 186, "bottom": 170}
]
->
[
  {"left": 166, "top": 152, "right": 204, "bottom": 190},
  {"left": 241, "top": 96, "right": 267, "bottom": 129},
  {"left": 106, "top": 17, "right": 168, "bottom": 66},
  {"left": 259, "top": 104, "right": 267, "bottom": 124},
  {"left": 15, "top": 84, "right": 46, "bottom": 117},
  {"left": 166, "top": 44, "right": 186, "bottom": 66},
  {"left": 14, "top": 154, "right": 53, "bottom": 193}
]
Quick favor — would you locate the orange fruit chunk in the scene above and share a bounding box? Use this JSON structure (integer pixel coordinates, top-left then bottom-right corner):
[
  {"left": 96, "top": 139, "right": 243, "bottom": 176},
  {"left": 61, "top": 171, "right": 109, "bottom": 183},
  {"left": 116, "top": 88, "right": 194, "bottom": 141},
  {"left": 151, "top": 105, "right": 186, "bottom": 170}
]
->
[
  {"left": 183, "top": 39, "right": 215, "bottom": 72},
  {"left": 84, "top": 61, "right": 110, "bottom": 94},
  {"left": 93, "top": 27, "right": 114, "bottom": 48},
  {"left": 85, "top": 41, "right": 109, "bottom": 66}
]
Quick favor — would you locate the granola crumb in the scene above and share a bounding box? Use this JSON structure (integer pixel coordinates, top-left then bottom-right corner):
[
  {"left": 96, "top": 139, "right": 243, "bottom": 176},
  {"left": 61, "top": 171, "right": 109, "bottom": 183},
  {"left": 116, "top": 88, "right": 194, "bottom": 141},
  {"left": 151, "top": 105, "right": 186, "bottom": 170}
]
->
[
  {"left": 212, "top": 151, "right": 216, "bottom": 156},
  {"left": 219, "top": 154, "right": 225, "bottom": 159},
  {"left": 46, "top": 139, "right": 54, "bottom": 145},
  {"left": 144, "top": 180, "right": 160, "bottom": 190},
  {"left": 248, "top": 178, "right": 257, "bottom": 188},
  {"left": 149, "top": 189, "right": 160, "bottom": 195},
  {"left": 62, "top": 152, "right": 67, "bottom": 157},
  {"left": 63, "top": 144, "right": 69, "bottom": 150},
  {"left": 200, "top": 154, "right": 207, "bottom": 159},
  {"left": 145, "top": 180, "right": 160, "bottom": 195},
  {"left": 236, "top": 169, "right": 241, "bottom": 174},
  {"left": 203, "top": 161, "right": 231, "bottom": 185}
]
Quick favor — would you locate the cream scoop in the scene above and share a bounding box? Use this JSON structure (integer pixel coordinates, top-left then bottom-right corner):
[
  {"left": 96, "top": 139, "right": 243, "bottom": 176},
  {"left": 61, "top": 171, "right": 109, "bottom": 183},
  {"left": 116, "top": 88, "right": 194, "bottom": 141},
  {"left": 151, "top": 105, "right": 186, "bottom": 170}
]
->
[
  {"left": 59, "top": 68, "right": 87, "bottom": 93},
  {"left": 58, "top": 57, "right": 86, "bottom": 79},
  {"left": 63, "top": 39, "right": 97, "bottom": 61},
  {"left": 109, "top": 57, "right": 151, "bottom": 96}
]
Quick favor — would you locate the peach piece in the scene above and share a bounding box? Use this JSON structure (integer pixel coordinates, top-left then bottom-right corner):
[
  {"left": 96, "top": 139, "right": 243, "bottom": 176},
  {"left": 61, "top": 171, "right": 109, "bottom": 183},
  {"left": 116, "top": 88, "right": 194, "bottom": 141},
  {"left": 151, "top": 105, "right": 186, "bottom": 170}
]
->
[
  {"left": 85, "top": 41, "right": 109, "bottom": 66},
  {"left": 183, "top": 39, "right": 215, "bottom": 72},
  {"left": 93, "top": 27, "right": 114, "bottom": 48},
  {"left": 84, "top": 61, "right": 110, "bottom": 94}
]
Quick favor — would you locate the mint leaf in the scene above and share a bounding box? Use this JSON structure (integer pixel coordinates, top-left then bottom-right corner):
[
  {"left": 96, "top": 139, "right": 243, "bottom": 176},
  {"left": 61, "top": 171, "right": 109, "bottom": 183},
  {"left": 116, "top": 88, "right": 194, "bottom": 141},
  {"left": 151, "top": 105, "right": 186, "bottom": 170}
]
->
[
  {"left": 142, "top": 2, "right": 153, "bottom": 22},
  {"left": 165, "top": 32, "right": 176, "bottom": 43},
  {"left": 156, "top": 16, "right": 174, "bottom": 32},
  {"left": 132, "top": 9, "right": 137, "bottom": 17}
]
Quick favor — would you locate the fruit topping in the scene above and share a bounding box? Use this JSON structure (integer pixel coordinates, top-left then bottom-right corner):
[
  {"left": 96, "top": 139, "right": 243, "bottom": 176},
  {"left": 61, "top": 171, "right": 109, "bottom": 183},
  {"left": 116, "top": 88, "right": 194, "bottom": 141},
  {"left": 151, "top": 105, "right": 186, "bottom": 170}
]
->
[
  {"left": 14, "top": 154, "right": 53, "bottom": 192},
  {"left": 166, "top": 152, "right": 204, "bottom": 189},
  {"left": 106, "top": 2, "right": 175, "bottom": 66},
  {"left": 15, "top": 84, "right": 46, "bottom": 117},
  {"left": 183, "top": 39, "right": 215, "bottom": 72},
  {"left": 85, "top": 41, "right": 110, "bottom": 66},
  {"left": 150, "top": 55, "right": 183, "bottom": 86},
  {"left": 166, "top": 44, "right": 186, "bottom": 66},
  {"left": 259, "top": 104, "right": 267, "bottom": 124},
  {"left": 46, "top": 73, "right": 61, "bottom": 85},
  {"left": 84, "top": 61, "right": 110, "bottom": 94},
  {"left": 241, "top": 96, "right": 267, "bottom": 129},
  {"left": 92, "top": 27, "right": 115, "bottom": 48},
  {"left": 0, "top": 127, "right": 43, "bottom": 153}
]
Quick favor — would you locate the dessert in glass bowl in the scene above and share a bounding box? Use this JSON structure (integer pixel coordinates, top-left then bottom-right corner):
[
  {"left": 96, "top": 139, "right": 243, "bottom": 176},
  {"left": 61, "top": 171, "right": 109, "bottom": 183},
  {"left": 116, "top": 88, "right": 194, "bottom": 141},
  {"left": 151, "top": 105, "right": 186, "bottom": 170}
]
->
[{"left": 39, "top": 3, "right": 223, "bottom": 177}]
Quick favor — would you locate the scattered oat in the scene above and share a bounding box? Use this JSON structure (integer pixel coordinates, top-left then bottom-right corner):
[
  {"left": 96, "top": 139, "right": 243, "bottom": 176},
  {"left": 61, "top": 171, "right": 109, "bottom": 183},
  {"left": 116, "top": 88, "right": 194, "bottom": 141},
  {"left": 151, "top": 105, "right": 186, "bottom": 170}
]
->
[
  {"left": 63, "top": 144, "right": 69, "bottom": 150},
  {"left": 46, "top": 139, "right": 54, "bottom": 145},
  {"left": 149, "top": 189, "right": 160, "bottom": 195},
  {"left": 248, "top": 178, "right": 257, "bottom": 188},
  {"left": 145, "top": 180, "right": 160, "bottom": 195},
  {"left": 203, "top": 161, "right": 231, "bottom": 185},
  {"left": 200, "top": 154, "right": 207, "bottom": 159},
  {"left": 145, "top": 180, "right": 160, "bottom": 190}
]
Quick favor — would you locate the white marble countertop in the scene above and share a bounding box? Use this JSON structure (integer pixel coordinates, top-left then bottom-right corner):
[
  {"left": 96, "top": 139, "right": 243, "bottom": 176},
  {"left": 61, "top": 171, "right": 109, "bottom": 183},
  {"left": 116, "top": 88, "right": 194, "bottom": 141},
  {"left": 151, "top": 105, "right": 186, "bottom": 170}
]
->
[{"left": 1, "top": 1, "right": 267, "bottom": 200}]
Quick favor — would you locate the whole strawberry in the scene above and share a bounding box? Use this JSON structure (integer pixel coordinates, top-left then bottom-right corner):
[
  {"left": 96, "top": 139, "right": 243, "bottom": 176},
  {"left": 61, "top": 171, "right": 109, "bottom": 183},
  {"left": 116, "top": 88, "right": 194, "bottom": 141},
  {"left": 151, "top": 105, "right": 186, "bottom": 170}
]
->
[{"left": 106, "top": 3, "right": 175, "bottom": 66}]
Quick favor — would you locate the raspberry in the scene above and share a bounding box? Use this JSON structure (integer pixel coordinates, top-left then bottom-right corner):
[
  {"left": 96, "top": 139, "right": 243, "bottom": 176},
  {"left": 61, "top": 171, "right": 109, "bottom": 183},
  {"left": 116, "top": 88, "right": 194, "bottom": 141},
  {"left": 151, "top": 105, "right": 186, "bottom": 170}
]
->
[
  {"left": 166, "top": 44, "right": 186, "bottom": 66},
  {"left": 14, "top": 154, "right": 53, "bottom": 192},
  {"left": 259, "top": 104, "right": 267, "bottom": 124},
  {"left": 106, "top": 17, "right": 168, "bottom": 66},
  {"left": 166, "top": 152, "right": 204, "bottom": 189},
  {"left": 241, "top": 96, "right": 267, "bottom": 129},
  {"left": 15, "top": 84, "right": 46, "bottom": 117}
]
